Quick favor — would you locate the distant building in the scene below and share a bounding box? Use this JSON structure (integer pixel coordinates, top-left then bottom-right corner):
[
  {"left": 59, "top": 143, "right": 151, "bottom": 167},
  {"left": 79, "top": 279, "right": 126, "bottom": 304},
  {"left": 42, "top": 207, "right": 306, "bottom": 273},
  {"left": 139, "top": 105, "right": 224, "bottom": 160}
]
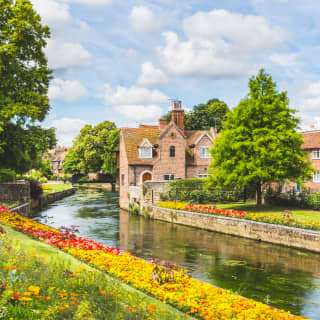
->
[
  {"left": 43, "top": 147, "right": 69, "bottom": 176},
  {"left": 301, "top": 130, "right": 320, "bottom": 191},
  {"left": 117, "top": 101, "right": 216, "bottom": 209}
]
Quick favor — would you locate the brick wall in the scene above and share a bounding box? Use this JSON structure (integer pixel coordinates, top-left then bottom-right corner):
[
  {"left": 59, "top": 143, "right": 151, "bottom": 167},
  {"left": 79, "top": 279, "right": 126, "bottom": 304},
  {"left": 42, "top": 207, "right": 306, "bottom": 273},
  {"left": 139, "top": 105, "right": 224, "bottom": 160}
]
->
[
  {"left": 119, "top": 132, "right": 129, "bottom": 209},
  {"left": 153, "top": 126, "right": 186, "bottom": 181}
]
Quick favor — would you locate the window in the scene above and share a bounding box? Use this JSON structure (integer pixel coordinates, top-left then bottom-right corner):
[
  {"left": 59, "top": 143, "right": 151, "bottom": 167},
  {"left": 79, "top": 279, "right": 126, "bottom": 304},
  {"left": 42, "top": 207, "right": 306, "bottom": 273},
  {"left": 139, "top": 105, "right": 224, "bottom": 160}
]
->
[
  {"left": 170, "top": 146, "right": 175, "bottom": 157},
  {"left": 312, "top": 149, "right": 320, "bottom": 159},
  {"left": 121, "top": 174, "right": 125, "bottom": 186},
  {"left": 313, "top": 171, "right": 320, "bottom": 183},
  {"left": 198, "top": 174, "right": 208, "bottom": 179},
  {"left": 164, "top": 174, "right": 175, "bottom": 181},
  {"left": 139, "top": 147, "right": 152, "bottom": 159},
  {"left": 200, "top": 147, "right": 210, "bottom": 159}
]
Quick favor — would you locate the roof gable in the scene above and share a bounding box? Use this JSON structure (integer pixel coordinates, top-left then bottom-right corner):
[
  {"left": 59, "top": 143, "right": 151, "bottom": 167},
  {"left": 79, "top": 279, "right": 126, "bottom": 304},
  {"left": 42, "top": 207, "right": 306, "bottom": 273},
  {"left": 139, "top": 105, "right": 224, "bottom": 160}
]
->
[
  {"left": 194, "top": 132, "right": 213, "bottom": 145},
  {"left": 159, "top": 121, "right": 186, "bottom": 140}
]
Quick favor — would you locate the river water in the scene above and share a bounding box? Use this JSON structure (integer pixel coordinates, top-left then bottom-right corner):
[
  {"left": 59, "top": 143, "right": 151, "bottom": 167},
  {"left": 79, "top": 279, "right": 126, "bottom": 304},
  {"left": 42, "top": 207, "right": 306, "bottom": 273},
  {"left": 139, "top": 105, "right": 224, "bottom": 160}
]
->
[{"left": 32, "top": 188, "right": 320, "bottom": 319}]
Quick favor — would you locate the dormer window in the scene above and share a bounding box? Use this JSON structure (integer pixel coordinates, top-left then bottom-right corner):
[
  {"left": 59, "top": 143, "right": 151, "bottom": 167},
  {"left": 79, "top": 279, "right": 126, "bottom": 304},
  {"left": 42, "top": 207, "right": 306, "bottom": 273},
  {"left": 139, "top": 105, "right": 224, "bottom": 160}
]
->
[
  {"left": 139, "top": 147, "right": 152, "bottom": 159},
  {"left": 312, "top": 149, "right": 320, "bottom": 159},
  {"left": 139, "top": 139, "right": 153, "bottom": 159}
]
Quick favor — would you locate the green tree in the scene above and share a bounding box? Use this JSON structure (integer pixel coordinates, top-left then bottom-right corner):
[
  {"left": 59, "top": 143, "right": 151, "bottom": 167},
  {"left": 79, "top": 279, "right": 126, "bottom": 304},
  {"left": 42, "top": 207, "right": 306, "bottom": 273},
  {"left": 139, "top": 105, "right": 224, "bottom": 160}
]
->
[
  {"left": 0, "top": 0, "right": 55, "bottom": 172},
  {"left": 208, "top": 69, "right": 313, "bottom": 206},
  {"left": 63, "top": 121, "right": 119, "bottom": 179},
  {"left": 163, "top": 99, "right": 229, "bottom": 131}
]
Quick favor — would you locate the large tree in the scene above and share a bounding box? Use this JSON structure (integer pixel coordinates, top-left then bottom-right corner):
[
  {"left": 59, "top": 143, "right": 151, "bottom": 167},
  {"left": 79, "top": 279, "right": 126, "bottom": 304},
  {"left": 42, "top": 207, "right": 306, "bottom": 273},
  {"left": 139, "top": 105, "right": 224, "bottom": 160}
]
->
[
  {"left": 63, "top": 121, "right": 119, "bottom": 178},
  {"left": 0, "top": 0, "right": 55, "bottom": 172},
  {"left": 208, "top": 69, "right": 313, "bottom": 206},
  {"left": 163, "top": 99, "right": 229, "bottom": 131}
]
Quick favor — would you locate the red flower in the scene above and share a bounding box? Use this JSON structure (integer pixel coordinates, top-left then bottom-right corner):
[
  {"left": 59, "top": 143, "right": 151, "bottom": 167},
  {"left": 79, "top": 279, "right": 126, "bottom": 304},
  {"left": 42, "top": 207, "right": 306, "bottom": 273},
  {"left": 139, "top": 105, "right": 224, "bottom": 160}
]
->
[{"left": 1, "top": 282, "right": 7, "bottom": 288}]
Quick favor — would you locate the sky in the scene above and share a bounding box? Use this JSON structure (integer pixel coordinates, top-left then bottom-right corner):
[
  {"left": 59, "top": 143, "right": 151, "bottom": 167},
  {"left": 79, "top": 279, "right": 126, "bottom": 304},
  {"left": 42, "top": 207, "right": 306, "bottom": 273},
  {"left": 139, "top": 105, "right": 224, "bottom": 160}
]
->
[{"left": 30, "top": 0, "right": 320, "bottom": 146}]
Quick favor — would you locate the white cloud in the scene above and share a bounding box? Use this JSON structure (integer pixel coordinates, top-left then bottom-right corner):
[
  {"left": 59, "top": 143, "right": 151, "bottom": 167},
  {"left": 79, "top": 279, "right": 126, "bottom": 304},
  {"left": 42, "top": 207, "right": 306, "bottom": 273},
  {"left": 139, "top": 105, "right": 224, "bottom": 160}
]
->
[
  {"left": 50, "top": 118, "right": 88, "bottom": 146},
  {"left": 137, "top": 62, "right": 168, "bottom": 87},
  {"left": 300, "top": 82, "right": 320, "bottom": 112},
  {"left": 114, "top": 105, "right": 164, "bottom": 123},
  {"left": 103, "top": 84, "right": 169, "bottom": 106},
  {"left": 269, "top": 53, "right": 298, "bottom": 68},
  {"left": 158, "top": 9, "right": 285, "bottom": 77},
  {"left": 129, "top": 6, "right": 158, "bottom": 33},
  {"left": 31, "top": 0, "right": 72, "bottom": 28},
  {"left": 45, "top": 39, "right": 91, "bottom": 69},
  {"left": 49, "top": 79, "right": 89, "bottom": 103},
  {"left": 64, "top": 0, "right": 112, "bottom": 5}
]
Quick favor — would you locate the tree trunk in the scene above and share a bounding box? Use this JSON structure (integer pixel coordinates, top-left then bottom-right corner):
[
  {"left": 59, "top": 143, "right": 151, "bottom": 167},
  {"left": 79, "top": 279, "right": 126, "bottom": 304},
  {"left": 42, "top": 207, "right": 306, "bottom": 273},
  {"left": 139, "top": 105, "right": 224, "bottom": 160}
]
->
[{"left": 256, "top": 182, "right": 262, "bottom": 207}]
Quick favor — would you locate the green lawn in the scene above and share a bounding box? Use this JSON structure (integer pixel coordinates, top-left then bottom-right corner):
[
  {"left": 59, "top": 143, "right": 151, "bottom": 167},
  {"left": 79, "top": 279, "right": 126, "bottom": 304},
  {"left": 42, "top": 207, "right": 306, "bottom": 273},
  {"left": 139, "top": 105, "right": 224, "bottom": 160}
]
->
[
  {"left": 215, "top": 202, "right": 320, "bottom": 223},
  {"left": 42, "top": 183, "right": 73, "bottom": 194}
]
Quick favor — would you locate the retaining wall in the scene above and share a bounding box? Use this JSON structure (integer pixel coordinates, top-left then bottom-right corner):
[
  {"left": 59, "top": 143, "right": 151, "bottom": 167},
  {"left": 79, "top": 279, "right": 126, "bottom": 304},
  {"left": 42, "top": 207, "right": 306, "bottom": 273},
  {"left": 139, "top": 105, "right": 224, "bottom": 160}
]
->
[
  {"left": 146, "top": 205, "right": 320, "bottom": 253},
  {"left": 31, "top": 188, "right": 76, "bottom": 210},
  {"left": 0, "top": 182, "right": 30, "bottom": 203}
]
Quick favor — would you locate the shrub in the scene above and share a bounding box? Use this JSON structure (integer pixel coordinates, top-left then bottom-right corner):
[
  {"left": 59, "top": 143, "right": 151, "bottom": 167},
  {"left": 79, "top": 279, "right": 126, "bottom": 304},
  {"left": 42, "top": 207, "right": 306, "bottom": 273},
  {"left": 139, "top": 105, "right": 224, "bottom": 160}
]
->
[
  {"left": 0, "top": 169, "right": 15, "bottom": 183},
  {"left": 39, "top": 176, "right": 48, "bottom": 184},
  {"left": 79, "top": 176, "right": 89, "bottom": 182}
]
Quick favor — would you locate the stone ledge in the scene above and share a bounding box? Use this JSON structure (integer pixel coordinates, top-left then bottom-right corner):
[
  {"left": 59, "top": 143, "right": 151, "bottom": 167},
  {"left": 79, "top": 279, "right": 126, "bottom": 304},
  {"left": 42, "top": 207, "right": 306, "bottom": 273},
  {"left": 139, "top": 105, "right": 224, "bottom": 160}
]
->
[{"left": 146, "top": 205, "right": 320, "bottom": 253}]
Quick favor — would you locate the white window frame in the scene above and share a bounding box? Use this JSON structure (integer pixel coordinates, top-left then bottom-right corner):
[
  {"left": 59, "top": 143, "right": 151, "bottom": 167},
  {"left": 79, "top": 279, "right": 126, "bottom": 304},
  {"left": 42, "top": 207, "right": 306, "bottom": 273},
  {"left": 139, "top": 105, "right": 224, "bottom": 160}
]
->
[
  {"left": 200, "top": 146, "right": 211, "bottom": 159},
  {"left": 164, "top": 174, "right": 174, "bottom": 181},
  {"left": 198, "top": 174, "right": 208, "bottom": 179},
  {"left": 313, "top": 171, "right": 320, "bottom": 183},
  {"left": 312, "top": 149, "right": 320, "bottom": 159},
  {"left": 139, "top": 139, "right": 153, "bottom": 159},
  {"left": 139, "top": 147, "right": 152, "bottom": 159}
]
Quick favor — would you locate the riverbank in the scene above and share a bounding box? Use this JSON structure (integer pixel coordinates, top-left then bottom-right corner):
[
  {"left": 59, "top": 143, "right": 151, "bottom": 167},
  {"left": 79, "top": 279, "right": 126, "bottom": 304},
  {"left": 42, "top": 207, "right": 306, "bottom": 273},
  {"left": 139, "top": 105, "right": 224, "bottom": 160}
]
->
[
  {"left": 0, "top": 222, "right": 190, "bottom": 320},
  {"left": 0, "top": 207, "right": 309, "bottom": 320},
  {"left": 146, "top": 205, "right": 320, "bottom": 253}
]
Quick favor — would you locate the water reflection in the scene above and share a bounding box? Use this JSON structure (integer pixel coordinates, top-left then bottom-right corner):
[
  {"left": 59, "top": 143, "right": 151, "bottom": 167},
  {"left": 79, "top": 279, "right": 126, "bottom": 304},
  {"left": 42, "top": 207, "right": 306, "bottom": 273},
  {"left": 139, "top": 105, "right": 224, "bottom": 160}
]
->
[{"left": 34, "top": 189, "right": 320, "bottom": 319}]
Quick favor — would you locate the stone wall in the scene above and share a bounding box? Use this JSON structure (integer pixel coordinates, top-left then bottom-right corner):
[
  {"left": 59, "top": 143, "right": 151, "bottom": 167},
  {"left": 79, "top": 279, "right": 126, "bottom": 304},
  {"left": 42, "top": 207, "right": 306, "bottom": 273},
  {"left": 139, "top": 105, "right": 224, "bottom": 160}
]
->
[
  {"left": 126, "top": 181, "right": 170, "bottom": 211},
  {"left": 0, "top": 182, "right": 30, "bottom": 203},
  {"left": 146, "top": 205, "right": 320, "bottom": 253}
]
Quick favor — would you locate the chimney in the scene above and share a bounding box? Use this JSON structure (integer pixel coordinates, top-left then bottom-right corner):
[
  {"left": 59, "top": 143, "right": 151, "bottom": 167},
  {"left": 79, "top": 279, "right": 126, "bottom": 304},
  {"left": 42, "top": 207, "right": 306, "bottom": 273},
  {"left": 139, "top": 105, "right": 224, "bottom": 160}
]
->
[
  {"left": 159, "top": 118, "right": 168, "bottom": 130},
  {"left": 171, "top": 100, "right": 184, "bottom": 132}
]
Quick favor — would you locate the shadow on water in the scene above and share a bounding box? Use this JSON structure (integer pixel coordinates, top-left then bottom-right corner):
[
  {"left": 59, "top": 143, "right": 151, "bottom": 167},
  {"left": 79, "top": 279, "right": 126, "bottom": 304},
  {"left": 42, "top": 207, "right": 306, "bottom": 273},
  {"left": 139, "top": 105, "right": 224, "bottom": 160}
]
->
[{"left": 34, "top": 188, "right": 320, "bottom": 319}]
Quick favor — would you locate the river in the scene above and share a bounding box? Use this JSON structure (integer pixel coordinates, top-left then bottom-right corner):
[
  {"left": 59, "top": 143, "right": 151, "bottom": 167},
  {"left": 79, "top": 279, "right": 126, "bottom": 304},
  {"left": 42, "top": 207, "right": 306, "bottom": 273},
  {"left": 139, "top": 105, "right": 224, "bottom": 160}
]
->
[{"left": 32, "top": 188, "right": 320, "bottom": 319}]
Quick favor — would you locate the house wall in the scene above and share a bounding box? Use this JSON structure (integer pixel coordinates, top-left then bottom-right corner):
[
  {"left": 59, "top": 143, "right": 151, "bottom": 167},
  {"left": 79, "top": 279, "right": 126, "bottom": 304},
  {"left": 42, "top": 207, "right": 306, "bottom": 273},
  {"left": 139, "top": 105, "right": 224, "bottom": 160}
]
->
[
  {"left": 193, "top": 135, "right": 213, "bottom": 166},
  {"left": 153, "top": 126, "right": 187, "bottom": 181},
  {"left": 305, "top": 150, "right": 320, "bottom": 191},
  {"left": 119, "top": 132, "right": 130, "bottom": 209},
  {"left": 128, "top": 165, "right": 153, "bottom": 186}
]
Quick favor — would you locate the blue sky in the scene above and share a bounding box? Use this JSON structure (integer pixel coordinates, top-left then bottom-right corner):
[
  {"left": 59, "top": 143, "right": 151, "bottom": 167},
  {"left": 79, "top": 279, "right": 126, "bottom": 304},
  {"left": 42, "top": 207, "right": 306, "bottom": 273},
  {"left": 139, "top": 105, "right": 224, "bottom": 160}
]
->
[{"left": 31, "top": 0, "right": 320, "bottom": 146}]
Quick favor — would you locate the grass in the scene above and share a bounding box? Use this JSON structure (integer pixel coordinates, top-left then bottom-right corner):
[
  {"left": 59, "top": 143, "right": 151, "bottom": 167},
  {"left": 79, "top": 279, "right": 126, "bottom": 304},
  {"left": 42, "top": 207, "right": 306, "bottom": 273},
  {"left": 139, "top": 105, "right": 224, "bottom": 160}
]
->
[
  {"left": 215, "top": 202, "right": 320, "bottom": 223},
  {"left": 0, "top": 223, "right": 194, "bottom": 320},
  {"left": 42, "top": 183, "right": 73, "bottom": 195}
]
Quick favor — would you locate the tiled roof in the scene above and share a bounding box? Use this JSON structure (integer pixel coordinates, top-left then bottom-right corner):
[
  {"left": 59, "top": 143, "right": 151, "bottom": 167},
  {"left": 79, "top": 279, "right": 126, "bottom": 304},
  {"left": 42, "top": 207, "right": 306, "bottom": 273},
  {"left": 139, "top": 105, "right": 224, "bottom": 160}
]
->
[
  {"left": 302, "top": 131, "right": 320, "bottom": 149},
  {"left": 44, "top": 147, "right": 69, "bottom": 162},
  {"left": 122, "top": 126, "right": 161, "bottom": 165},
  {"left": 121, "top": 125, "right": 214, "bottom": 165}
]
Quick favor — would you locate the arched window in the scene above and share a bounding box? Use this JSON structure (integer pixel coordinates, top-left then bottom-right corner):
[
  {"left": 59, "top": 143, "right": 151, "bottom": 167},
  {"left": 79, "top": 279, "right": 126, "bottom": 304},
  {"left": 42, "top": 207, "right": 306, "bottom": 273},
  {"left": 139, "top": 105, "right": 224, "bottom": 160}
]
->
[{"left": 170, "top": 146, "right": 175, "bottom": 157}]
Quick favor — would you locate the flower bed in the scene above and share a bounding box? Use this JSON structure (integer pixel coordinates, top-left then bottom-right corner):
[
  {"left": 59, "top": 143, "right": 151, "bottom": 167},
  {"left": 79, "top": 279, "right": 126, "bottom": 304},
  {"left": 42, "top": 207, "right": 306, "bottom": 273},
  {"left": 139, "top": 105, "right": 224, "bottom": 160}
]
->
[
  {"left": 157, "top": 202, "right": 320, "bottom": 231},
  {"left": 0, "top": 206, "right": 309, "bottom": 320}
]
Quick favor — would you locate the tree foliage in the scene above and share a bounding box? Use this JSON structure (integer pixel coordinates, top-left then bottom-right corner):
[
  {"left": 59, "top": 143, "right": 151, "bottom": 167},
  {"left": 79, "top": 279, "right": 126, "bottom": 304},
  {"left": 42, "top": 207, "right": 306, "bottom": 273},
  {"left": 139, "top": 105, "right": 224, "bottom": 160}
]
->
[
  {"left": 208, "top": 69, "right": 313, "bottom": 206},
  {"left": 0, "top": 0, "right": 55, "bottom": 172},
  {"left": 63, "top": 121, "right": 119, "bottom": 178},
  {"left": 163, "top": 99, "right": 229, "bottom": 131}
]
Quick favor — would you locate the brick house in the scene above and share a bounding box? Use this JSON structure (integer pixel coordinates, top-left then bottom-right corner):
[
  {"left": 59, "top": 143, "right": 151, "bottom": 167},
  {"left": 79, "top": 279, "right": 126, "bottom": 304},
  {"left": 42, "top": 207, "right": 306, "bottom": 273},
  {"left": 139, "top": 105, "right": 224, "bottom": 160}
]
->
[
  {"left": 301, "top": 130, "right": 320, "bottom": 191},
  {"left": 118, "top": 101, "right": 216, "bottom": 209},
  {"left": 43, "top": 147, "right": 69, "bottom": 176}
]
